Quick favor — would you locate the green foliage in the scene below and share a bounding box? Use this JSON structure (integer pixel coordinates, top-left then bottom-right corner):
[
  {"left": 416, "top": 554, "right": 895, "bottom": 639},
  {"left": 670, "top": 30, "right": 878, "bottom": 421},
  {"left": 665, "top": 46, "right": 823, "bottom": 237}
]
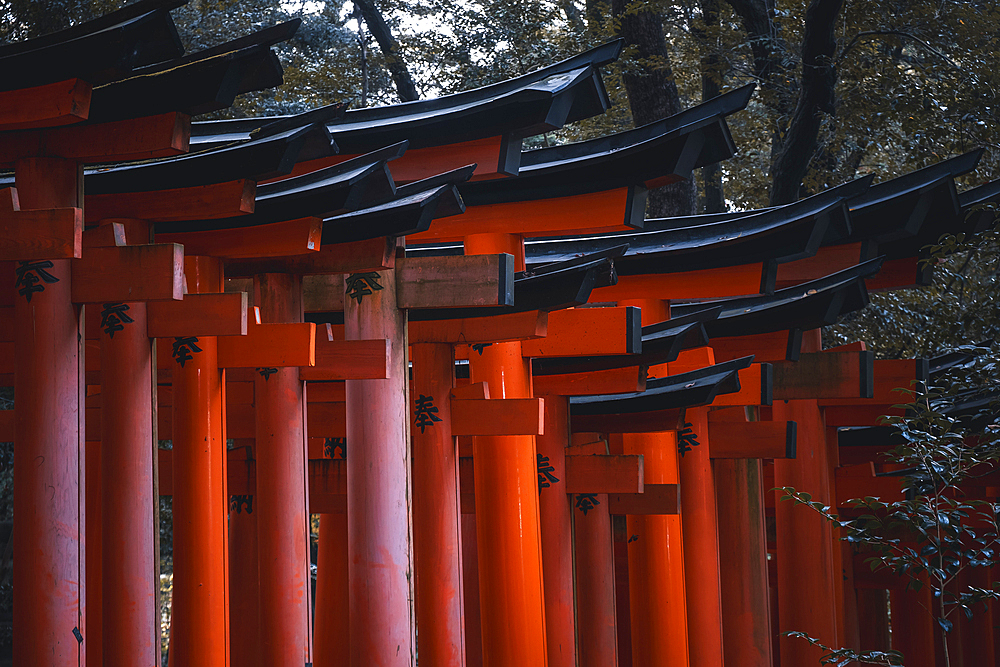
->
[{"left": 783, "top": 632, "right": 904, "bottom": 666}]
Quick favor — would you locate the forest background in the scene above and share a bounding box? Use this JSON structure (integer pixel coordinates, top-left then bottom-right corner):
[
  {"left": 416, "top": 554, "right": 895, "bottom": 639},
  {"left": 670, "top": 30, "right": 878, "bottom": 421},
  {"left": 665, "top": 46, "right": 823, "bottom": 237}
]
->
[{"left": 1, "top": 0, "right": 999, "bottom": 663}]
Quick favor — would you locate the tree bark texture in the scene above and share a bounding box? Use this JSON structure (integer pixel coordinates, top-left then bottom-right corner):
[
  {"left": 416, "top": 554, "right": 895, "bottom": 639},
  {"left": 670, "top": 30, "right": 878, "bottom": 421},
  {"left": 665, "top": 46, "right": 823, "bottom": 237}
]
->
[
  {"left": 354, "top": 0, "right": 420, "bottom": 102},
  {"left": 612, "top": 0, "right": 696, "bottom": 217},
  {"left": 696, "top": 0, "right": 726, "bottom": 213},
  {"left": 768, "top": 0, "right": 843, "bottom": 205}
]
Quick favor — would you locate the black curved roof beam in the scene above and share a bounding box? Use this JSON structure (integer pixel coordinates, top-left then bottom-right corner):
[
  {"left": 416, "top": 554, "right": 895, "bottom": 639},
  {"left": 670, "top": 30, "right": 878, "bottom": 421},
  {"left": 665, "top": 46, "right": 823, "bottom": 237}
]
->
[
  {"left": 569, "top": 356, "right": 754, "bottom": 415},
  {"left": 85, "top": 23, "right": 301, "bottom": 123},
  {"left": 670, "top": 257, "right": 885, "bottom": 338},
  {"left": 959, "top": 177, "right": 1000, "bottom": 234},
  {"left": 320, "top": 184, "right": 463, "bottom": 246},
  {"left": 519, "top": 175, "right": 869, "bottom": 274},
  {"left": 833, "top": 151, "right": 983, "bottom": 258},
  {"left": 153, "top": 142, "right": 407, "bottom": 234},
  {"left": 532, "top": 306, "right": 721, "bottom": 377},
  {"left": 81, "top": 123, "right": 336, "bottom": 194},
  {"left": 189, "top": 40, "right": 625, "bottom": 151},
  {"left": 459, "top": 85, "right": 755, "bottom": 208},
  {"left": 0, "top": 8, "right": 185, "bottom": 92}
]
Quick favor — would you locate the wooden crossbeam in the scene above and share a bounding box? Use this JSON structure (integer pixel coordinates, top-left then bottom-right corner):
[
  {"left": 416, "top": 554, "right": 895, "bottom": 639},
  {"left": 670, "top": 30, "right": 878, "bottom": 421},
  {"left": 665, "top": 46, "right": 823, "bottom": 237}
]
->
[
  {"left": 224, "top": 236, "right": 397, "bottom": 277},
  {"left": 589, "top": 263, "right": 766, "bottom": 301},
  {"left": 520, "top": 306, "right": 640, "bottom": 358},
  {"left": 299, "top": 339, "right": 391, "bottom": 381},
  {"left": 772, "top": 351, "right": 874, "bottom": 400},
  {"left": 711, "top": 330, "right": 801, "bottom": 363},
  {"left": 0, "top": 208, "right": 83, "bottom": 260},
  {"left": 451, "top": 398, "right": 545, "bottom": 436},
  {"left": 836, "top": 475, "right": 905, "bottom": 506},
  {"left": 564, "top": 455, "right": 644, "bottom": 493},
  {"left": 217, "top": 319, "right": 316, "bottom": 368},
  {"left": 0, "top": 112, "right": 189, "bottom": 166},
  {"left": 819, "top": 358, "right": 929, "bottom": 407},
  {"left": 866, "top": 258, "right": 929, "bottom": 291},
  {"left": 451, "top": 382, "right": 489, "bottom": 400},
  {"left": 708, "top": 421, "right": 796, "bottom": 459},
  {"left": 90, "top": 179, "right": 255, "bottom": 223},
  {"left": 572, "top": 407, "right": 685, "bottom": 434},
  {"left": 607, "top": 484, "right": 680, "bottom": 515},
  {"left": 409, "top": 310, "right": 547, "bottom": 344},
  {"left": 0, "top": 78, "right": 91, "bottom": 132},
  {"left": 158, "top": 217, "right": 322, "bottom": 259},
  {"left": 82, "top": 222, "right": 127, "bottom": 248},
  {"left": 534, "top": 366, "right": 646, "bottom": 396},
  {"left": 709, "top": 363, "right": 773, "bottom": 407},
  {"left": 775, "top": 243, "right": 866, "bottom": 288},
  {"left": 146, "top": 293, "right": 248, "bottom": 338},
  {"left": 266, "top": 136, "right": 515, "bottom": 184},
  {"left": 72, "top": 244, "right": 184, "bottom": 302},
  {"left": 407, "top": 188, "right": 640, "bottom": 242},
  {"left": 823, "top": 405, "right": 905, "bottom": 427},
  {"left": 302, "top": 255, "right": 515, "bottom": 311}
]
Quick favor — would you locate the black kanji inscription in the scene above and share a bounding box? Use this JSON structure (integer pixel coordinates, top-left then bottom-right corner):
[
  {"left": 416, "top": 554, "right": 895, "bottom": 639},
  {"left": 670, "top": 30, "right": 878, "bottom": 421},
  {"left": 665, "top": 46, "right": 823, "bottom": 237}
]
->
[
  {"left": 414, "top": 394, "right": 443, "bottom": 434},
  {"left": 677, "top": 422, "right": 700, "bottom": 457},
  {"left": 324, "top": 437, "right": 347, "bottom": 459},
  {"left": 172, "top": 336, "right": 202, "bottom": 367},
  {"left": 72, "top": 627, "right": 83, "bottom": 644},
  {"left": 345, "top": 272, "right": 384, "bottom": 304},
  {"left": 100, "top": 302, "right": 133, "bottom": 338},
  {"left": 628, "top": 534, "right": 639, "bottom": 544},
  {"left": 14, "top": 260, "right": 59, "bottom": 302},
  {"left": 537, "top": 454, "right": 559, "bottom": 492},
  {"left": 575, "top": 493, "right": 600, "bottom": 515},
  {"left": 229, "top": 495, "right": 254, "bottom": 514},
  {"left": 257, "top": 367, "right": 278, "bottom": 380},
  {"left": 471, "top": 343, "right": 493, "bottom": 355}
]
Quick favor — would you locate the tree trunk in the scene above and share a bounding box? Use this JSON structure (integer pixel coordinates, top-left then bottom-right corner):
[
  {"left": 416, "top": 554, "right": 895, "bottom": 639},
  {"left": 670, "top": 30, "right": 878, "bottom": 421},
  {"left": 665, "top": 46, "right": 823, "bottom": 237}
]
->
[
  {"left": 353, "top": 0, "right": 420, "bottom": 102},
  {"left": 612, "top": 0, "right": 696, "bottom": 217},
  {"left": 560, "top": 0, "right": 586, "bottom": 32},
  {"left": 696, "top": 0, "right": 726, "bottom": 213},
  {"left": 768, "top": 0, "right": 843, "bottom": 205}
]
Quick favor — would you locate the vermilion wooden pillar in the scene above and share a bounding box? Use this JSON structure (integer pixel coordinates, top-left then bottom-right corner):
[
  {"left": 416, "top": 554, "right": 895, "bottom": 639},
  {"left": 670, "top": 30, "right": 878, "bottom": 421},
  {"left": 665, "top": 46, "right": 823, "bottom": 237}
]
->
[
  {"left": 890, "top": 581, "right": 935, "bottom": 667},
  {"left": 99, "top": 284, "right": 157, "bottom": 667},
  {"left": 314, "top": 512, "right": 350, "bottom": 667},
  {"left": 13, "top": 157, "right": 85, "bottom": 666},
  {"left": 537, "top": 393, "right": 576, "bottom": 667},
  {"left": 573, "top": 492, "right": 617, "bottom": 667},
  {"left": 85, "top": 437, "right": 103, "bottom": 667},
  {"left": 679, "top": 407, "right": 724, "bottom": 667},
  {"left": 170, "top": 256, "right": 229, "bottom": 666},
  {"left": 228, "top": 448, "right": 261, "bottom": 667},
  {"left": 254, "top": 273, "right": 312, "bottom": 665},
  {"left": 344, "top": 260, "right": 416, "bottom": 666},
  {"left": 411, "top": 343, "right": 466, "bottom": 666},
  {"left": 619, "top": 432, "right": 690, "bottom": 667},
  {"left": 855, "top": 588, "right": 890, "bottom": 654},
  {"left": 967, "top": 565, "right": 996, "bottom": 665},
  {"left": 773, "top": 397, "right": 837, "bottom": 664},
  {"left": 464, "top": 233, "right": 548, "bottom": 666},
  {"left": 715, "top": 458, "right": 773, "bottom": 666},
  {"left": 461, "top": 513, "right": 484, "bottom": 667}
]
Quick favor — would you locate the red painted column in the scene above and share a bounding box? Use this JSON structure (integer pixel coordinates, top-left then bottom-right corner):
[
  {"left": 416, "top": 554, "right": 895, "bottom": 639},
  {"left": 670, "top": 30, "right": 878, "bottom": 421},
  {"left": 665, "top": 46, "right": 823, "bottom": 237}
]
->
[
  {"left": 537, "top": 393, "right": 576, "bottom": 667},
  {"left": 890, "top": 580, "right": 935, "bottom": 667},
  {"left": 100, "top": 288, "right": 157, "bottom": 666},
  {"left": 170, "top": 256, "right": 230, "bottom": 666},
  {"left": 461, "top": 512, "right": 484, "bottom": 667},
  {"left": 573, "top": 491, "right": 617, "bottom": 667},
  {"left": 228, "top": 449, "right": 261, "bottom": 667},
  {"left": 464, "top": 233, "right": 548, "bottom": 666},
  {"left": 679, "top": 407, "right": 724, "bottom": 667},
  {"left": 967, "top": 565, "right": 996, "bottom": 665},
  {"left": 85, "top": 437, "right": 103, "bottom": 667},
  {"left": 773, "top": 398, "right": 838, "bottom": 665},
  {"left": 13, "top": 157, "right": 86, "bottom": 665},
  {"left": 855, "top": 588, "right": 890, "bottom": 653},
  {"left": 619, "top": 431, "right": 689, "bottom": 667},
  {"left": 715, "top": 458, "right": 773, "bottom": 666},
  {"left": 253, "top": 273, "right": 311, "bottom": 665},
  {"left": 411, "top": 343, "right": 466, "bottom": 666},
  {"left": 344, "top": 261, "right": 415, "bottom": 666},
  {"left": 314, "top": 512, "right": 350, "bottom": 667}
]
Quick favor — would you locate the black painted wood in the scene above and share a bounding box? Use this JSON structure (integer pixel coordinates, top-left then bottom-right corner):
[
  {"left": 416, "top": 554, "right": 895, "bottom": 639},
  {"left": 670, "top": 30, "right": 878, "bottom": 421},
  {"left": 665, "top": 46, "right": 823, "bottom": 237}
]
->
[{"left": 569, "top": 356, "right": 754, "bottom": 414}]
